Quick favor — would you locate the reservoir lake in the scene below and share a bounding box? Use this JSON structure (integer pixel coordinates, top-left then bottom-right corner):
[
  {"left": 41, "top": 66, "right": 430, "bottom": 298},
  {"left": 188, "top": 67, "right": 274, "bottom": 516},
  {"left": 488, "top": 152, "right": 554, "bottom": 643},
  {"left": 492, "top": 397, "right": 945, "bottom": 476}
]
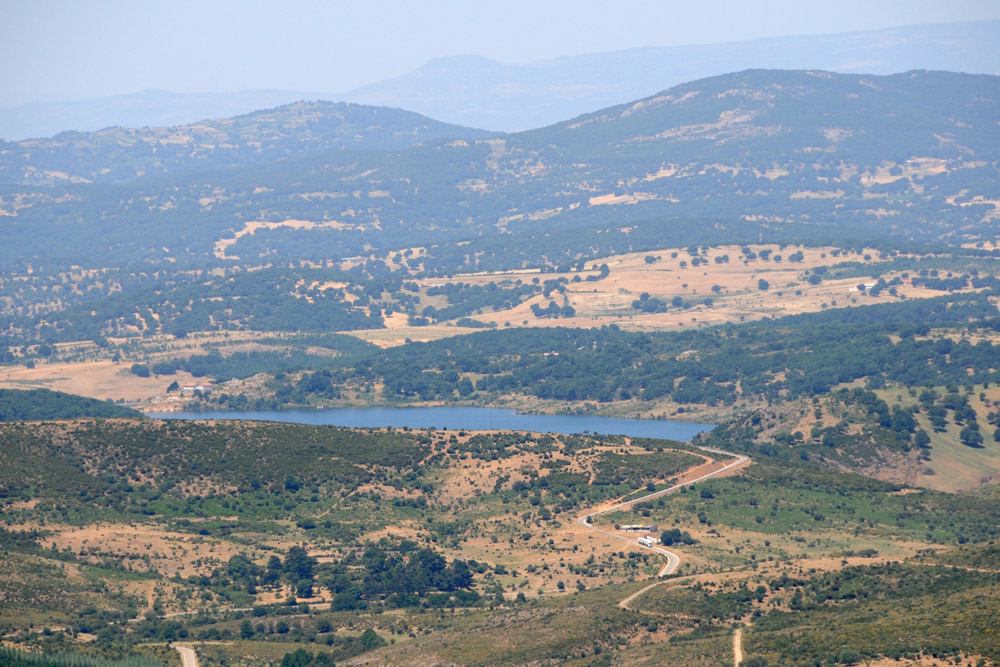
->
[{"left": 151, "top": 406, "right": 713, "bottom": 441}]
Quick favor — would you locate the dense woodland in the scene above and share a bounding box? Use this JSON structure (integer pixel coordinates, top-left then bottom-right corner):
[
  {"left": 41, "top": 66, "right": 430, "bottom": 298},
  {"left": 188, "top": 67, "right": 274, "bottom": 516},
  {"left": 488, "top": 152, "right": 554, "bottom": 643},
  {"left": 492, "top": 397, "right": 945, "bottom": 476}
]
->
[
  {"left": 244, "top": 290, "right": 1000, "bottom": 414},
  {"left": 0, "top": 389, "right": 141, "bottom": 421}
]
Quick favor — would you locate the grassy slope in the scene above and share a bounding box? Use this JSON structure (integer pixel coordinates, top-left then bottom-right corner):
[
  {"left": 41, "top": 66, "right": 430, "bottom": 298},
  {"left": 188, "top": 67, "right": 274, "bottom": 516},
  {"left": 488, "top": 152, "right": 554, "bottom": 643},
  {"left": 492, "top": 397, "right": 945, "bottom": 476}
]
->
[{"left": 2, "top": 417, "right": 999, "bottom": 665}]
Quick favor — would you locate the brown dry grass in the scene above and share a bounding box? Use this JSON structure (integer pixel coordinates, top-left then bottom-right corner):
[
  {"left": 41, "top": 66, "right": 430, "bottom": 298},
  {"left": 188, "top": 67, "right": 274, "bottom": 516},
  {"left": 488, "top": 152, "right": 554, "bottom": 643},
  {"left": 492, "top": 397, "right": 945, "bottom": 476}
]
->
[
  {"left": 214, "top": 219, "right": 356, "bottom": 259},
  {"left": 38, "top": 523, "right": 248, "bottom": 579},
  {"left": 404, "top": 437, "right": 724, "bottom": 592},
  {"left": 0, "top": 360, "right": 197, "bottom": 402},
  {"left": 862, "top": 656, "right": 986, "bottom": 667},
  {"left": 0, "top": 329, "right": 321, "bottom": 404},
  {"left": 343, "top": 244, "right": 987, "bottom": 346}
]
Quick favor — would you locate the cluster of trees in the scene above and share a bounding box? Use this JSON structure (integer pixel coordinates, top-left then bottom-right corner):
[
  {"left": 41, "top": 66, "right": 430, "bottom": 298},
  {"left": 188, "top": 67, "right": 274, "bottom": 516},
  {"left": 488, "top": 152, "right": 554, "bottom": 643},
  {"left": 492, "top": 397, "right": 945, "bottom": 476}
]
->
[
  {"left": 911, "top": 274, "right": 970, "bottom": 291},
  {"left": 424, "top": 281, "right": 540, "bottom": 321},
  {"left": 529, "top": 300, "right": 575, "bottom": 319},
  {"left": 0, "top": 389, "right": 140, "bottom": 421},
  {"left": 317, "top": 291, "right": 1000, "bottom": 408},
  {"left": 376, "top": 364, "right": 475, "bottom": 401},
  {"left": 0, "top": 647, "right": 162, "bottom": 667},
  {"left": 322, "top": 544, "right": 476, "bottom": 609},
  {"left": 837, "top": 389, "right": 916, "bottom": 438},
  {"left": 213, "top": 546, "right": 318, "bottom": 598},
  {"left": 270, "top": 627, "right": 384, "bottom": 664},
  {"left": 918, "top": 387, "right": 995, "bottom": 446},
  {"left": 631, "top": 293, "right": 672, "bottom": 313},
  {"left": 209, "top": 541, "right": 481, "bottom": 613},
  {"left": 660, "top": 528, "right": 697, "bottom": 546},
  {"left": 150, "top": 350, "right": 345, "bottom": 383},
  {"left": 276, "top": 649, "right": 337, "bottom": 667},
  {"left": 204, "top": 546, "right": 316, "bottom": 598}
]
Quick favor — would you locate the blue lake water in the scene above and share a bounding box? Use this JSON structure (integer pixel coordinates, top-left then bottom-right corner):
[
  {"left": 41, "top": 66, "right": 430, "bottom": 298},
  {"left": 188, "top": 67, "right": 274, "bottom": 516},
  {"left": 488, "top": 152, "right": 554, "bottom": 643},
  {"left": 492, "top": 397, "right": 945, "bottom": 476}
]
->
[{"left": 150, "top": 406, "right": 713, "bottom": 442}]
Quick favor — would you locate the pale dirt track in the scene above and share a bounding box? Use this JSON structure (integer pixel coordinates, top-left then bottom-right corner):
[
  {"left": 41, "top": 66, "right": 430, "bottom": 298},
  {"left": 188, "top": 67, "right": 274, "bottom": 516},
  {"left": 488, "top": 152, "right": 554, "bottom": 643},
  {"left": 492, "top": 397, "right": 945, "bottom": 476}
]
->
[
  {"left": 175, "top": 645, "right": 197, "bottom": 667},
  {"left": 576, "top": 445, "right": 750, "bottom": 609},
  {"left": 617, "top": 579, "right": 668, "bottom": 610},
  {"left": 161, "top": 445, "right": 748, "bottom": 665},
  {"left": 734, "top": 627, "right": 743, "bottom": 666}
]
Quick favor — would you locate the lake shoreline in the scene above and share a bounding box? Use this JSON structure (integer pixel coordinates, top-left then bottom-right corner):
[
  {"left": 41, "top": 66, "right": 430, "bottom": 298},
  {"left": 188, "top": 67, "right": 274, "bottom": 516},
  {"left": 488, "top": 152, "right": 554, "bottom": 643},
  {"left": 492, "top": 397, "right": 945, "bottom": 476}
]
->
[
  {"left": 142, "top": 394, "right": 721, "bottom": 425},
  {"left": 150, "top": 405, "right": 714, "bottom": 442}
]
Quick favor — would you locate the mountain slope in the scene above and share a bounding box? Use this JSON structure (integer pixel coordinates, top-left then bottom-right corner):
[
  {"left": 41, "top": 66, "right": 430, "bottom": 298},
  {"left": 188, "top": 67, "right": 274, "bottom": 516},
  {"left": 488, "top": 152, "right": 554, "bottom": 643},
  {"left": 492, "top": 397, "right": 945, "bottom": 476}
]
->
[
  {"left": 0, "top": 101, "right": 493, "bottom": 185},
  {"left": 1, "top": 70, "right": 997, "bottom": 271},
  {"left": 0, "top": 89, "right": 333, "bottom": 142},
  {"left": 3, "top": 20, "right": 995, "bottom": 141},
  {"left": 347, "top": 21, "right": 1000, "bottom": 130}
]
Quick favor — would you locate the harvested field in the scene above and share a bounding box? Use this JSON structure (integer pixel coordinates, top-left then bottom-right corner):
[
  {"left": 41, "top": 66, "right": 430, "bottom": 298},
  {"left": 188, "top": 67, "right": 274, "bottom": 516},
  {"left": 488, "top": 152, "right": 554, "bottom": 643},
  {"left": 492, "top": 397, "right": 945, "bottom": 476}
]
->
[
  {"left": 0, "top": 360, "right": 194, "bottom": 403},
  {"left": 343, "top": 244, "right": 988, "bottom": 345}
]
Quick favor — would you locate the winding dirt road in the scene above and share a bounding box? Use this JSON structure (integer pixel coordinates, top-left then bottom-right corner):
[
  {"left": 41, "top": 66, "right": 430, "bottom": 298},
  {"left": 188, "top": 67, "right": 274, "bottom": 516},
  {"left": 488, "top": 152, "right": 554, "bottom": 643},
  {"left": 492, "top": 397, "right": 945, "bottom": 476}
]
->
[
  {"left": 578, "top": 445, "right": 750, "bottom": 578},
  {"left": 733, "top": 627, "right": 743, "bottom": 666},
  {"left": 175, "top": 645, "right": 197, "bottom": 667},
  {"left": 164, "top": 446, "right": 746, "bottom": 667}
]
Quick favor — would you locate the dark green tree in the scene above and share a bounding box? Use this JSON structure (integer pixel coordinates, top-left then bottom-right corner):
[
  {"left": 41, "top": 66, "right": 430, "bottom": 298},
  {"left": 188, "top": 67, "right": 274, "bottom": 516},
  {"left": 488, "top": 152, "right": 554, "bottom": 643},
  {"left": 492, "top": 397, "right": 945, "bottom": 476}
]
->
[
  {"left": 284, "top": 545, "right": 317, "bottom": 582},
  {"left": 960, "top": 423, "right": 984, "bottom": 448}
]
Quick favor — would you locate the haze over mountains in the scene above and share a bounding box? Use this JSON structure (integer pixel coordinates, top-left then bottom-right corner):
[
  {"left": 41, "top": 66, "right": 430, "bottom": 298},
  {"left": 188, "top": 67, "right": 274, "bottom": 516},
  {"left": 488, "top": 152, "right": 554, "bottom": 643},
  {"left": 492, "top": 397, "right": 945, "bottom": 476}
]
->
[
  {"left": 6, "top": 8, "right": 1000, "bottom": 667},
  {"left": 2, "top": 69, "right": 997, "bottom": 276},
  {"left": 1, "top": 20, "right": 997, "bottom": 140},
  {"left": 347, "top": 20, "right": 1000, "bottom": 131},
  {"left": 0, "top": 102, "right": 491, "bottom": 186}
]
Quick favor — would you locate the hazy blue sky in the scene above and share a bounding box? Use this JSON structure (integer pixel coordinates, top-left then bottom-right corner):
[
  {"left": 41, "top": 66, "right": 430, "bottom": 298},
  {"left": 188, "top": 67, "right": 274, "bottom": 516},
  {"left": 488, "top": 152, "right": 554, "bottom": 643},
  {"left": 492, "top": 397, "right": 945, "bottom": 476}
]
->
[{"left": 2, "top": 0, "right": 998, "bottom": 107}]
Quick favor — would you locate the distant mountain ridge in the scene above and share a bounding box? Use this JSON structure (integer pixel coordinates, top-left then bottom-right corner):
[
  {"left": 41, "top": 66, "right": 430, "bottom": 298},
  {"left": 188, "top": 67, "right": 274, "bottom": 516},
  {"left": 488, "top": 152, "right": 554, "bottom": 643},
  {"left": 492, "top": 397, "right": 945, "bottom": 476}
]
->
[
  {"left": 347, "top": 21, "right": 1000, "bottom": 130},
  {"left": 2, "top": 69, "right": 997, "bottom": 273},
  {"left": 0, "top": 101, "right": 493, "bottom": 185},
  {"left": 1, "top": 20, "right": 996, "bottom": 140},
  {"left": 0, "top": 89, "right": 334, "bottom": 142}
]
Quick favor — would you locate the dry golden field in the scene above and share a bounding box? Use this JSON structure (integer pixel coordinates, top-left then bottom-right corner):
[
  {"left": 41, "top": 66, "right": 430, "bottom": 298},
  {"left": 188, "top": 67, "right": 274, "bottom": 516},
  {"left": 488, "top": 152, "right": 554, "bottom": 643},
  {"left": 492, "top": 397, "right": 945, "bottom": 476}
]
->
[{"left": 350, "top": 244, "right": 987, "bottom": 346}]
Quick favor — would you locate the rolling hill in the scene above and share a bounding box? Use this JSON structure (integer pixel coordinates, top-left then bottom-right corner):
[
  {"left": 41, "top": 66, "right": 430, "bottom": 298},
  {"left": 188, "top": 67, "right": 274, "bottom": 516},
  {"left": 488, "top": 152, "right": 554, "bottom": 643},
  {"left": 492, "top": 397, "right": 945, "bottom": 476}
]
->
[
  {"left": 2, "top": 20, "right": 996, "bottom": 140},
  {"left": 346, "top": 20, "right": 1000, "bottom": 131},
  {"left": 3, "top": 64, "right": 1000, "bottom": 667},
  {"left": 0, "top": 100, "right": 492, "bottom": 186},
  {"left": 0, "top": 88, "right": 331, "bottom": 142},
  {"left": 1, "top": 69, "right": 997, "bottom": 273}
]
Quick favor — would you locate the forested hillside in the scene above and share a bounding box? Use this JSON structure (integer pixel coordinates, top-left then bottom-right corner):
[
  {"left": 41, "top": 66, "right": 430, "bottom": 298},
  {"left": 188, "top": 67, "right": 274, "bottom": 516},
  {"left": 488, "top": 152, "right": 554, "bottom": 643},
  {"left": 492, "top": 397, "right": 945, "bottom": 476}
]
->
[
  {"left": 0, "top": 388, "right": 141, "bottom": 421},
  {"left": 1, "top": 70, "right": 997, "bottom": 273},
  {"left": 4, "top": 35, "right": 1000, "bottom": 666},
  {"left": 288, "top": 291, "right": 1000, "bottom": 408},
  {"left": 0, "top": 100, "right": 492, "bottom": 185}
]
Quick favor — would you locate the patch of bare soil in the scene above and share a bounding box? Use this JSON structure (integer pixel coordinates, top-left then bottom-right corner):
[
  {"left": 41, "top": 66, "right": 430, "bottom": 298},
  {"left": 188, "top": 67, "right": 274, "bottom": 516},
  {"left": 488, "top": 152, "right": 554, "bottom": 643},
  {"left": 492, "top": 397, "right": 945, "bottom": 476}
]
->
[
  {"left": 863, "top": 656, "right": 988, "bottom": 667},
  {"left": 40, "top": 523, "right": 247, "bottom": 578},
  {"left": 0, "top": 360, "right": 199, "bottom": 403},
  {"left": 344, "top": 244, "right": 992, "bottom": 346},
  {"left": 214, "top": 219, "right": 355, "bottom": 259}
]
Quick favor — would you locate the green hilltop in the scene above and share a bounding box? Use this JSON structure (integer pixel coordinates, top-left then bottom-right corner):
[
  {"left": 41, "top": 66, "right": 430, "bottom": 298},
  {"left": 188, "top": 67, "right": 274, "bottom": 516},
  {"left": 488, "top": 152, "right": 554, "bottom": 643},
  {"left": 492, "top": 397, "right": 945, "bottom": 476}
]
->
[{"left": 0, "top": 388, "right": 141, "bottom": 421}]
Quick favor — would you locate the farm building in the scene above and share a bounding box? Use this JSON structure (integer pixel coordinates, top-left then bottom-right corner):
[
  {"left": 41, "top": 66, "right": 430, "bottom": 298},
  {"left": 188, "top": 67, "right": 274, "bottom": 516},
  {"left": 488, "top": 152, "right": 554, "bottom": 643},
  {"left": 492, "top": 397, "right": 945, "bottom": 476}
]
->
[{"left": 618, "top": 524, "right": 658, "bottom": 533}]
